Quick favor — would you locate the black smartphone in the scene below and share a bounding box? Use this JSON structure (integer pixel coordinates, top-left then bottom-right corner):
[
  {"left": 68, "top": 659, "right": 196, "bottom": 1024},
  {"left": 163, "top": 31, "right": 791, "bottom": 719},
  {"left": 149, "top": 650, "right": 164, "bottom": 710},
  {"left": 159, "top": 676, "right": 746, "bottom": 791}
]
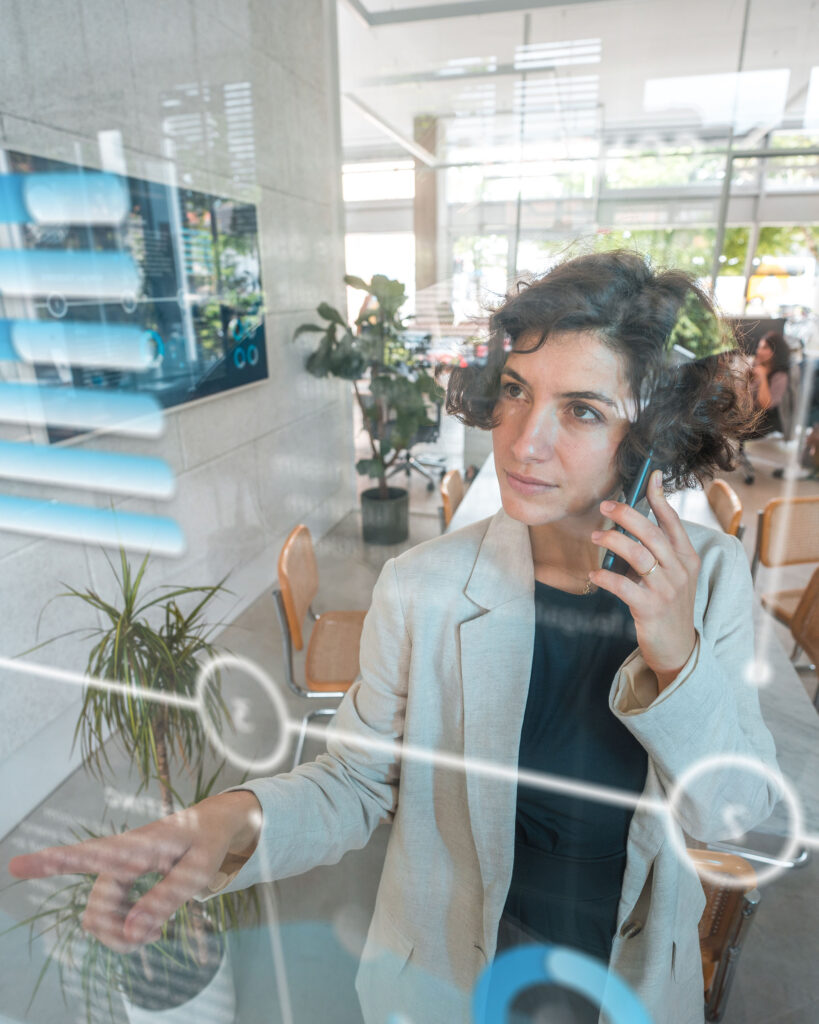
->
[{"left": 601, "top": 452, "right": 660, "bottom": 574}]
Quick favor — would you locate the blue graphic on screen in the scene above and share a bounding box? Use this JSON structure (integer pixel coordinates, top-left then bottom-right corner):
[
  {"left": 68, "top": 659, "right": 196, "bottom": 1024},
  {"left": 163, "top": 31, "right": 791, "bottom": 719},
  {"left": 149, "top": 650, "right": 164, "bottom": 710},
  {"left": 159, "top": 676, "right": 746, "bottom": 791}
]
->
[
  {"left": 472, "top": 943, "right": 654, "bottom": 1024},
  {"left": 0, "top": 151, "right": 266, "bottom": 554},
  {"left": 0, "top": 151, "right": 268, "bottom": 445}
]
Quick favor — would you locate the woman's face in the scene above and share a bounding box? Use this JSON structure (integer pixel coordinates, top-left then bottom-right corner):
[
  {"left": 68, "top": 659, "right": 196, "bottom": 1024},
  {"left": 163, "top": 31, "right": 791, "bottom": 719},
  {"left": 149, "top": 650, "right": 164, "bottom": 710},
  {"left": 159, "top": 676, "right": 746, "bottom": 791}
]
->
[
  {"left": 755, "top": 337, "right": 773, "bottom": 366},
  {"left": 492, "top": 330, "right": 634, "bottom": 527}
]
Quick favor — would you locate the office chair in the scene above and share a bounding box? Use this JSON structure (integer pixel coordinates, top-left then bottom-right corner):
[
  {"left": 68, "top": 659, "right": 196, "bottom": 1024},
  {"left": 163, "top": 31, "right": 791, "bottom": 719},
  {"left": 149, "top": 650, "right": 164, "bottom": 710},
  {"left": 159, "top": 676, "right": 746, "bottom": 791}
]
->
[
  {"left": 707, "top": 479, "right": 745, "bottom": 540},
  {"left": 386, "top": 395, "right": 447, "bottom": 491},
  {"left": 440, "top": 468, "right": 465, "bottom": 530},
  {"left": 687, "top": 849, "right": 760, "bottom": 1022},
  {"left": 272, "top": 525, "right": 366, "bottom": 768},
  {"left": 751, "top": 495, "right": 819, "bottom": 657}
]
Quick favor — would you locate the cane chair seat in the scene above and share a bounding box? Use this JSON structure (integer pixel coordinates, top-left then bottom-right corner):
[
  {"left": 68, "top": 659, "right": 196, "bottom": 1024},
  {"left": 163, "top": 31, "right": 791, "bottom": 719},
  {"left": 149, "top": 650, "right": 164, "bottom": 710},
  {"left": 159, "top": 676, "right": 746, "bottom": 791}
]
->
[
  {"left": 273, "top": 524, "right": 368, "bottom": 766},
  {"left": 790, "top": 568, "right": 819, "bottom": 702},
  {"left": 760, "top": 588, "right": 803, "bottom": 627},
  {"left": 305, "top": 609, "right": 367, "bottom": 690}
]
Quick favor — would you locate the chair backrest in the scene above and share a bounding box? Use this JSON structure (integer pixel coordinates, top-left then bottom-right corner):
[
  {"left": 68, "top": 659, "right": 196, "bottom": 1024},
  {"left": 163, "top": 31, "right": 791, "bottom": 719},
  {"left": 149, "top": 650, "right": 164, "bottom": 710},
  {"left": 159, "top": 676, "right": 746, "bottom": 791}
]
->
[
  {"left": 441, "top": 469, "right": 465, "bottom": 527},
  {"left": 277, "top": 525, "right": 319, "bottom": 651},
  {"left": 411, "top": 395, "right": 442, "bottom": 446},
  {"left": 779, "top": 367, "right": 798, "bottom": 441},
  {"left": 707, "top": 479, "right": 743, "bottom": 537},
  {"left": 791, "top": 565, "right": 819, "bottom": 667},
  {"left": 752, "top": 495, "right": 819, "bottom": 575}
]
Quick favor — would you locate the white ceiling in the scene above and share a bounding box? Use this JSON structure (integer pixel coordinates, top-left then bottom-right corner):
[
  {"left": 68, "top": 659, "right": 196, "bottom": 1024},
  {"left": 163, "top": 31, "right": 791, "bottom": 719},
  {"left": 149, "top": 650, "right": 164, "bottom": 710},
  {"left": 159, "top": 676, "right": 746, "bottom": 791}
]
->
[{"left": 337, "top": 0, "right": 819, "bottom": 160}]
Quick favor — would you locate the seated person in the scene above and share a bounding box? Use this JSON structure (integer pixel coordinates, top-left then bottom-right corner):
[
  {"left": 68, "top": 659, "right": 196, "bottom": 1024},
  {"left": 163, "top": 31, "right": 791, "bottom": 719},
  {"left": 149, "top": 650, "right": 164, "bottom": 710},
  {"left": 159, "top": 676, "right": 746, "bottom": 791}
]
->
[
  {"left": 750, "top": 331, "right": 790, "bottom": 436},
  {"left": 739, "top": 330, "right": 791, "bottom": 482}
]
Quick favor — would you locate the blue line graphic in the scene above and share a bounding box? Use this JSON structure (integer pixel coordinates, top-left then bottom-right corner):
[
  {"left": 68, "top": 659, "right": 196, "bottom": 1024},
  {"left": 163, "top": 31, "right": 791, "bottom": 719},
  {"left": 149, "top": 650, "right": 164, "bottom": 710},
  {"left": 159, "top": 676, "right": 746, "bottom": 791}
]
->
[
  {"left": 0, "top": 320, "right": 157, "bottom": 370},
  {"left": 0, "top": 383, "right": 163, "bottom": 437},
  {"left": 472, "top": 944, "right": 653, "bottom": 1024},
  {"left": 0, "top": 319, "right": 15, "bottom": 361},
  {"left": 0, "top": 442, "right": 175, "bottom": 499},
  {"left": 22, "top": 172, "right": 129, "bottom": 224},
  {"left": 0, "top": 175, "right": 28, "bottom": 222},
  {"left": 0, "top": 495, "right": 184, "bottom": 556},
  {"left": 0, "top": 172, "right": 129, "bottom": 224},
  {"left": 0, "top": 251, "right": 140, "bottom": 299}
]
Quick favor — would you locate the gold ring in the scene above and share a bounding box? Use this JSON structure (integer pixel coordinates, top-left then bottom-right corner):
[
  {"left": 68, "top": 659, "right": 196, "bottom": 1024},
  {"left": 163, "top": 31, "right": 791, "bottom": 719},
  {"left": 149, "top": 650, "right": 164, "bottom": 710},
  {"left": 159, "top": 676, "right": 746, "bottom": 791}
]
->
[{"left": 639, "top": 558, "right": 659, "bottom": 578}]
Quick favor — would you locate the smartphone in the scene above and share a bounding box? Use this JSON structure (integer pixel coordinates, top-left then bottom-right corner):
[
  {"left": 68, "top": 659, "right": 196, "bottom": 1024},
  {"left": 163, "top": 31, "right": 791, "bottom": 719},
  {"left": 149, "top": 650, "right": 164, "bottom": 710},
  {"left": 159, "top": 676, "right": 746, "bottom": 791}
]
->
[{"left": 601, "top": 452, "right": 660, "bottom": 574}]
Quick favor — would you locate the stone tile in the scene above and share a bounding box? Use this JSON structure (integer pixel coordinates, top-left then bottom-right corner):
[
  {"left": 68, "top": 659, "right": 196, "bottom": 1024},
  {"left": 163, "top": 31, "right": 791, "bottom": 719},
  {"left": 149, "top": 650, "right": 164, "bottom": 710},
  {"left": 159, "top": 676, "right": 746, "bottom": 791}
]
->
[
  {"left": 0, "top": 0, "right": 34, "bottom": 122},
  {"left": 77, "top": 0, "right": 142, "bottom": 149}
]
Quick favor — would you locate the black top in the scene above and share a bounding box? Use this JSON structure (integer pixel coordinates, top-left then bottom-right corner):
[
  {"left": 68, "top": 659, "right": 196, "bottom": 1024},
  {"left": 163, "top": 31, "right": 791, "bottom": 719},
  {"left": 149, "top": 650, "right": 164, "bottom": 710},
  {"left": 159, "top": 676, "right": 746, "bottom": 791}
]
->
[{"left": 502, "top": 580, "right": 648, "bottom": 963}]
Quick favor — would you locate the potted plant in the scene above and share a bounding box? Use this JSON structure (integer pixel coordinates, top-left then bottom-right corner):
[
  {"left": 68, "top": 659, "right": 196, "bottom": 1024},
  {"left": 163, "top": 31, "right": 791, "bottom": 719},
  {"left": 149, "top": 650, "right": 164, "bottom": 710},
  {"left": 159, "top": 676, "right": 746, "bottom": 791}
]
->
[
  {"left": 294, "top": 273, "right": 443, "bottom": 544},
  {"left": 10, "top": 552, "right": 258, "bottom": 1023}
]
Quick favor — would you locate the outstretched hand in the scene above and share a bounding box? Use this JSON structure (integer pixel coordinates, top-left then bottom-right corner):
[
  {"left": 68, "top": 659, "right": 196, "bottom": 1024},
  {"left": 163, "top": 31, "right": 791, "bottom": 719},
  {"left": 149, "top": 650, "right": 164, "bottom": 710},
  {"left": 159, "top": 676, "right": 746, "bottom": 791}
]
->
[
  {"left": 589, "top": 469, "right": 700, "bottom": 691},
  {"left": 8, "top": 791, "right": 262, "bottom": 952}
]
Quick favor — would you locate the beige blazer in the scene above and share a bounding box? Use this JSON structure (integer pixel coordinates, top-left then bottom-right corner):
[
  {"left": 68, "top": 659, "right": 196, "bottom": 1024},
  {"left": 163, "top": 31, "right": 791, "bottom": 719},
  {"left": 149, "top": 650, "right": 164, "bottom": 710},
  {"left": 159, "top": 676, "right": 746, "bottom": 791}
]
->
[{"left": 220, "top": 509, "right": 780, "bottom": 1024}]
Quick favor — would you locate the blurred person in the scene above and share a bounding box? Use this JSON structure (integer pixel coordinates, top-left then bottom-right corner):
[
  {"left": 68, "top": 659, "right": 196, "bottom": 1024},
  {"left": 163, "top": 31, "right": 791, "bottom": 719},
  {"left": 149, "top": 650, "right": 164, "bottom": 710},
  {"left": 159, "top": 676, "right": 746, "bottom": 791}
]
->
[
  {"left": 738, "top": 330, "right": 792, "bottom": 482},
  {"left": 10, "top": 252, "right": 780, "bottom": 1024},
  {"left": 750, "top": 330, "right": 791, "bottom": 436}
]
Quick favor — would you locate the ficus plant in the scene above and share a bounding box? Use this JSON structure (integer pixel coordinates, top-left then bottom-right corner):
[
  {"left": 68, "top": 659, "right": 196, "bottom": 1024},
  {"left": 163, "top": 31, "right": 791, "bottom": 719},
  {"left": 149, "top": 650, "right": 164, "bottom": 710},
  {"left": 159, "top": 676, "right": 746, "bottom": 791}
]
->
[
  {"left": 8, "top": 551, "right": 259, "bottom": 1022},
  {"left": 294, "top": 273, "right": 443, "bottom": 499}
]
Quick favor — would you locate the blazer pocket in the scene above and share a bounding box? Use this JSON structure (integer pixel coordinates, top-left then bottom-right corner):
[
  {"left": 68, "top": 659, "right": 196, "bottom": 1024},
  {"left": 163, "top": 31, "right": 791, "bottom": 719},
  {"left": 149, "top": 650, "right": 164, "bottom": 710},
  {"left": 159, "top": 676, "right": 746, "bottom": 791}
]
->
[{"left": 357, "top": 905, "right": 414, "bottom": 980}]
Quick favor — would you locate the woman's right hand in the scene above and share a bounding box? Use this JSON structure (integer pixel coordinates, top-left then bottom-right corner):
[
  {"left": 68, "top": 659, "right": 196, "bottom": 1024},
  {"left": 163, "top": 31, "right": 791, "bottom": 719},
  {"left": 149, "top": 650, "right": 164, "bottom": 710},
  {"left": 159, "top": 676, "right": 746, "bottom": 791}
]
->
[{"left": 7, "top": 790, "right": 262, "bottom": 953}]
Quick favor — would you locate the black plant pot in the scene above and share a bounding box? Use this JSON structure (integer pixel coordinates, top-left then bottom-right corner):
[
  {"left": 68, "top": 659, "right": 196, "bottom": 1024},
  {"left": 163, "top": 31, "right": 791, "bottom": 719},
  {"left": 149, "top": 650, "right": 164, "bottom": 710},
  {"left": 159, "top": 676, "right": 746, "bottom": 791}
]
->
[
  {"left": 360, "top": 486, "right": 409, "bottom": 544},
  {"left": 122, "top": 931, "right": 227, "bottom": 1015}
]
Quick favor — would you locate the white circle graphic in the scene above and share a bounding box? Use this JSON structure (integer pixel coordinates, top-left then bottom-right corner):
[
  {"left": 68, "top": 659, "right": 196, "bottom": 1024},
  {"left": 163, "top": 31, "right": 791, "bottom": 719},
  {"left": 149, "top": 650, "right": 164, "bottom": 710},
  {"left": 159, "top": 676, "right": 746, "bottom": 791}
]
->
[
  {"left": 195, "top": 653, "right": 290, "bottom": 774},
  {"left": 665, "top": 753, "right": 804, "bottom": 888},
  {"left": 46, "top": 293, "right": 68, "bottom": 318}
]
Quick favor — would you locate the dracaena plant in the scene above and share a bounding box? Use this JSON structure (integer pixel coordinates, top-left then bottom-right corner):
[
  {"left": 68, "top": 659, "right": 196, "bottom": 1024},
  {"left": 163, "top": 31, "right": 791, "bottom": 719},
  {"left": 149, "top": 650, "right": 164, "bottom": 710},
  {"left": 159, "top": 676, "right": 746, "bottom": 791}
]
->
[
  {"left": 294, "top": 273, "right": 443, "bottom": 499},
  {"left": 7, "top": 551, "right": 259, "bottom": 1023}
]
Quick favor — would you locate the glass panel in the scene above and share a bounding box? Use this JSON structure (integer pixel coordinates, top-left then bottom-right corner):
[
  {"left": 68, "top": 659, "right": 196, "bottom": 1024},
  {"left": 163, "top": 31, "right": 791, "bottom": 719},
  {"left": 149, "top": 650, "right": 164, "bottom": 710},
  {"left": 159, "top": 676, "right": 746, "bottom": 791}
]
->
[
  {"left": 748, "top": 225, "right": 819, "bottom": 316},
  {"left": 342, "top": 160, "right": 415, "bottom": 202},
  {"left": 451, "top": 234, "right": 508, "bottom": 321}
]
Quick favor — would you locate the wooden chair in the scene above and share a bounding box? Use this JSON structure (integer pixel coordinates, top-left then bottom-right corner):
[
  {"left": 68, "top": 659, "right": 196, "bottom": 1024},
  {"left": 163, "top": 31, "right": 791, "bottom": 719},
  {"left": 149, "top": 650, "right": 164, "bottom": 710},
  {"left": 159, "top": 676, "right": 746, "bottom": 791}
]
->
[
  {"left": 687, "top": 849, "right": 761, "bottom": 1022},
  {"left": 272, "top": 525, "right": 367, "bottom": 767},
  {"left": 751, "top": 495, "right": 819, "bottom": 652},
  {"left": 440, "top": 468, "right": 465, "bottom": 530},
  {"left": 707, "top": 479, "right": 744, "bottom": 540},
  {"left": 789, "top": 566, "right": 819, "bottom": 708}
]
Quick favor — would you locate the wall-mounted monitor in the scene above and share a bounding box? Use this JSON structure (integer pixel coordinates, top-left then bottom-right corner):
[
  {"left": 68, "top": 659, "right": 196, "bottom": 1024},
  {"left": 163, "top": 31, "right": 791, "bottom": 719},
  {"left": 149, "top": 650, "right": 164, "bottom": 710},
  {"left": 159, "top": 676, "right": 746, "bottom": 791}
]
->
[{"left": 0, "top": 150, "right": 268, "bottom": 443}]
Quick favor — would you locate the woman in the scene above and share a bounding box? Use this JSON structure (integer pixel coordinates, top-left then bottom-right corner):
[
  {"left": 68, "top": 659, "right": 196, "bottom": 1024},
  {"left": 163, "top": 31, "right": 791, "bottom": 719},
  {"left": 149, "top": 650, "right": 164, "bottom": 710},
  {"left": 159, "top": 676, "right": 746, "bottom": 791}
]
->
[
  {"left": 751, "top": 330, "right": 791, "bottom": 436},
  {"left": 738, "top": 329, "right": 792, "bottom": 483},
  {"left": 10, "top": 252, "right": 780, "bottom": 1024}
]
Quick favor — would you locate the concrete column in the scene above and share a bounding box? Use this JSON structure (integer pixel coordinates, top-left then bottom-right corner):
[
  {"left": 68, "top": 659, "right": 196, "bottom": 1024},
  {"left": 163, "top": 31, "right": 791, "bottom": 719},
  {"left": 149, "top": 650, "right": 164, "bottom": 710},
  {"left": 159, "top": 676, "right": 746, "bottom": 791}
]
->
[{"left": 414, "top": 114, "right": 438, "bottom": 295}]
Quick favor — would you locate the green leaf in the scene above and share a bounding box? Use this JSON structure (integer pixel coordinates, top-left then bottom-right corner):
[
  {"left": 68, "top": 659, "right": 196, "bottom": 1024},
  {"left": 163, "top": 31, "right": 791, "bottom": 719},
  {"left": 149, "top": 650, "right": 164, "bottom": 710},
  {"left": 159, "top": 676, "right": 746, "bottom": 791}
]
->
[
  {"left": 292, "top": 323, "right": 325, "bottom": 340},
  {"left": 355, "top": 457, "right": 385, "bottom": 479},
  {"left": 316, "top": 301, "right": 346, "bottom": 326},
  {"left": 343, "top": 274, "right": 370, "bottom": 292}
]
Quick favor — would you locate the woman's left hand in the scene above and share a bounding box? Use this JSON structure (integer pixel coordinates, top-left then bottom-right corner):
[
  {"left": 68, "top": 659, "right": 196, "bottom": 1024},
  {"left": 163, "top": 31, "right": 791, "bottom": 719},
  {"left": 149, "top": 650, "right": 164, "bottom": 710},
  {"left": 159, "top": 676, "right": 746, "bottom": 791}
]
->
[{"left": 589, "top": 469, "right": 700, "bottom": 691}]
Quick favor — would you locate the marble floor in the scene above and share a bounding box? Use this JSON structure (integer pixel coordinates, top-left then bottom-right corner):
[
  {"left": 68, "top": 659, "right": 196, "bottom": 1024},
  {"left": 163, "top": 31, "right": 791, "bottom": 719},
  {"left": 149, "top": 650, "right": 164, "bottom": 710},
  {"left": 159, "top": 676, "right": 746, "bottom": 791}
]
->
[{"left": 1, "top": 425, "right": 817, "bottom": 1024}]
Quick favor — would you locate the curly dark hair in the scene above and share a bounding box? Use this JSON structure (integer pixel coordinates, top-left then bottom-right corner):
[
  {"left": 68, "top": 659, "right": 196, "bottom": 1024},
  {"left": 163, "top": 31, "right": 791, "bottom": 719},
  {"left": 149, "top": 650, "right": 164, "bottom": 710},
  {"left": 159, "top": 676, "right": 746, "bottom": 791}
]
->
[
  {"left": 757, "top": 331, "right": 791, "bottom": 377},
  {"left": 443, "top": 250, "right": 755, "bottom": 493}
]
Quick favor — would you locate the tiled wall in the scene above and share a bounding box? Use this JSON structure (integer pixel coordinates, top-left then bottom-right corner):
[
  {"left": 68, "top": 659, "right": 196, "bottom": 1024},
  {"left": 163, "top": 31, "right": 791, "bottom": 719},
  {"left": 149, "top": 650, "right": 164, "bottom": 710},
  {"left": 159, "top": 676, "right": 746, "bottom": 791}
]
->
[{"left": 0, "top": 0, "right": 354, "bottom": 835}]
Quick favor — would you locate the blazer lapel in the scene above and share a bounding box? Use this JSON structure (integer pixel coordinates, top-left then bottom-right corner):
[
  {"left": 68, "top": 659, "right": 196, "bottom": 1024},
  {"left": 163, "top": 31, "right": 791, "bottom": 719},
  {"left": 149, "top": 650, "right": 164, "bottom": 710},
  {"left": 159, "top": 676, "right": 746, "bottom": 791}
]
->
[{"left": 459, "top": 510, "right": 535, "bottom": 948}]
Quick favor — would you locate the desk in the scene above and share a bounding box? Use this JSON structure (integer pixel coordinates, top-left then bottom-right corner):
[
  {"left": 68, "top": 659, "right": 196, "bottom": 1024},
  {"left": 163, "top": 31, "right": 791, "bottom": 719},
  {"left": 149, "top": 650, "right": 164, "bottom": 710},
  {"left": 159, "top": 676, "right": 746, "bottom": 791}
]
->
[{"left": 449, "top": 452, "right": 819, "bottom": 848}]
